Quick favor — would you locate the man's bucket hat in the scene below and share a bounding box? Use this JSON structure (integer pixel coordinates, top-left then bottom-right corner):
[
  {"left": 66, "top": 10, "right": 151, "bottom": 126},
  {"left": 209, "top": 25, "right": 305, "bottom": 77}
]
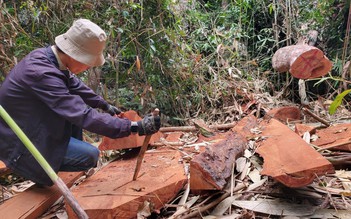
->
[{"left": 55, "top": 19, "right": 106, "bottom": 67}]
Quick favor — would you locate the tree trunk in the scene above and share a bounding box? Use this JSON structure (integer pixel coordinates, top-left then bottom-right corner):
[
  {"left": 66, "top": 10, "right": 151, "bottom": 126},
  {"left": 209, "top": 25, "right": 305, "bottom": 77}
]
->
[{"left": 272, "top": 45, "right": 332, "bottom": 79}]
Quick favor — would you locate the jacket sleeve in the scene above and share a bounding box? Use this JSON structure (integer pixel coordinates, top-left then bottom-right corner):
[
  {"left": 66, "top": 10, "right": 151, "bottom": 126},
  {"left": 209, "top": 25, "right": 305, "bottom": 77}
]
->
[
  {"left": 67, "top": 73, "right": 109, "bottom": 110},
  {"left": 27, "top": 70, "right": 131, "bottom": 138}
]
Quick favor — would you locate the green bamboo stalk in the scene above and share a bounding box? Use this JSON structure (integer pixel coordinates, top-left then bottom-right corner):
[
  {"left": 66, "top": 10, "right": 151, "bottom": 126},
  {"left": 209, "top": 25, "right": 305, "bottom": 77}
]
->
[{"left": 0, "top": 105, "right": 88, "bottom": 219}]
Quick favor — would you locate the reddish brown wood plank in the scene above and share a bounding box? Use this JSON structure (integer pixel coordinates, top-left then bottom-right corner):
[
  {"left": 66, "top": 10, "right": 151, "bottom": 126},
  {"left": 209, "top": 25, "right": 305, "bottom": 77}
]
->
[
  {"left": 0, "top": 172, "right": 84, "bottom": 219},
  {"left": 256, "top": 119, "right": 334, "bottom": 187},
  {"left": 312, "top": 123, "right": 351, "bottom": 152},
  {"left": 231, "top": 115, "right": 259, "bottom": 137},
  {"left": 294, "top": 123, "right": 317, "bottom": 137},
  {"left": 66, "top": 149, "right": 186, "bottom": 219},
  {"left": 164, "top": 131, "right": 183, "bottom": 142},
  {"left": 190, "top": 116, "right": 258, "bottom": 190},
  {"left": 265, "top": 106, "right": 301, "bottom": 123},
  {"left": 99, "top": 110, "right": 163, "bottom": 150}
]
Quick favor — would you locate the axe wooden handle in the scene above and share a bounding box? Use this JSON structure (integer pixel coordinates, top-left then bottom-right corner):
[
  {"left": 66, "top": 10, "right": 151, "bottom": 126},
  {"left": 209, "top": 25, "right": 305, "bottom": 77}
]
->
[
  {"left": 133, "top": 134, "right": 152, "bottom": 180},
  {"left": 132, "top": 108, "right": 159, "bottom": 181}
]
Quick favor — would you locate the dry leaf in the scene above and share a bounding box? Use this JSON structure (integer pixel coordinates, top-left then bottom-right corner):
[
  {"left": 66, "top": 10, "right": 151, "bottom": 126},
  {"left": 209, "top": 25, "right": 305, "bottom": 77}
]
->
[
  {"left": 302, "top": 131, "right": 310, "bottom": 143},
  {"left": 246, "top": 177, "right": 267, "bottom": 191},
  {"left": 10, "top": 180, "right": 35, "bottom": 193},
  {"left": 136, "top": 55, "right": 141, "bottom": 71},
  {"left": 231, "top": 199, "right": 316, "bottom": 216},
  {"left": 334, "top": 170, "right": 351, "bottom": 179},
  {"left": 137, "top": 200, "right": 153, "bottom": 219},
  {"left": 248, "top": 168, "right": 261, "bottom": 183},
  {"left": 168, "top": 196, "right": 199, "bottom": 219},
  {"left": 235, "top": 157, "right": 247, "bottom": 173},
  {"left": 210, "top": 195, "right": 240, "bottom": 216}
]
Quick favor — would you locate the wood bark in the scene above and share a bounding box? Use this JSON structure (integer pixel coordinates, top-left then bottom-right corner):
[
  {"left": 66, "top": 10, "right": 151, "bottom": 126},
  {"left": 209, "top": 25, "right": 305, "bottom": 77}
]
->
[
  {"left": 189, "top": 115, "right": 258, "bottom": 190},
  {"left": 272, "top": 45, "right": 332, "bottom": 79},
  {"left": 190, "top": 131, "right": 247, "bottom": 190}
]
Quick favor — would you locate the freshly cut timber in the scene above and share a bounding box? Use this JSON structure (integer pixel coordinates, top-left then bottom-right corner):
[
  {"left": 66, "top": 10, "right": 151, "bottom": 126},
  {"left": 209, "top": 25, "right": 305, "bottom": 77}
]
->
[
  {"left": 256, "top": 118, "right": 334, "bottom": 187},
  {"left": 190, "top": 115, "right": 258, "bottom": 190},
  {"left": 99, "top": 110, "right": 162, "bottom": 150},
  {"left": 265, "top": 106, "right": 301, "bottom": 123},
  {"left": 66, "top": 149, "right": 186, "bottom": 219},
  {"left": 272, "top": 45, "right": 332, "bottom": 79},
  {"left": 0, "top": 172, "right": 84, "bottom": 219},
  {"left": 312, "top": 123, "right": 351, "bottom": 152}
]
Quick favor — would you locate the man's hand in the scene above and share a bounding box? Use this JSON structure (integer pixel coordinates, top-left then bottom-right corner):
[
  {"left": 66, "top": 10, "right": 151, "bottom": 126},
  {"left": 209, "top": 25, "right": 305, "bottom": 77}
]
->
[
  {"left": 106, "top": 104, "right": 122, "bottom": 116},
  {"left": 136, "top": 113, "right": 161, "bottom": 136}
]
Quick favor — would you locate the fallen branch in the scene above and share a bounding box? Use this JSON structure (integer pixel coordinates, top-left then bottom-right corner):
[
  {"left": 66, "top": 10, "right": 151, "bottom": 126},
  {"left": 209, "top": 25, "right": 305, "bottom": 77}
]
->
[
  {"left": 302, "top": 107, "right": 330, "bottom": 127},
  {"left": 160, "top": 122, "right": 237, "bottom": 132},
  {"left": 151, "top": 141, "right": 184, "bottom": 147},
  {"left": 323, "top": 152, "right": 351, "bottom": 166},
  {"left": 150, "top": 141, "right": 210, "bottom": 148}
]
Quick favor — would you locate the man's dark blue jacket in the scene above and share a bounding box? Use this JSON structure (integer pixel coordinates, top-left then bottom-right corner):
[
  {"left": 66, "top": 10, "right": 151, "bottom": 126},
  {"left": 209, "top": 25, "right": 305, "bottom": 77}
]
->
[{"left": 0, "top": 47, "right": 131, "bottom": 186}]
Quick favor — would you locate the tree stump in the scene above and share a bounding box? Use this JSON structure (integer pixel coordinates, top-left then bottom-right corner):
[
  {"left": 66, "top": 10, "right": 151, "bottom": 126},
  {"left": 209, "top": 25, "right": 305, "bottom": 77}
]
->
[{"left": 272, "top": 45, "right": 332, "bottom": 79}]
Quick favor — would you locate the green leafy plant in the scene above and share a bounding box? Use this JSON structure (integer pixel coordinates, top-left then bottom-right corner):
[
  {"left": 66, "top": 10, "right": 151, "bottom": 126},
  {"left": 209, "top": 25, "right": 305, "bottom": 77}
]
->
[
  {"left": 1, "top": 0, "right": 350, "bottom": 125},
  {"left": 329, "top": 89, "right": 351, "bottom": 115}
]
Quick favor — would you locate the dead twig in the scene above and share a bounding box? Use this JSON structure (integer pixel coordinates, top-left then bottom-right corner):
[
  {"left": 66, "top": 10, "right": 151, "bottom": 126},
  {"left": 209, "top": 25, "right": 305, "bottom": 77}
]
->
[
  {"left": 151, "top": 141, "right": 184, "bottom": 147},
  {"left": 323, "top": 152, "right": 351, "bottom": 166},
  {"left": 302, "top": 107, "right": 330, "bottom": 127}
]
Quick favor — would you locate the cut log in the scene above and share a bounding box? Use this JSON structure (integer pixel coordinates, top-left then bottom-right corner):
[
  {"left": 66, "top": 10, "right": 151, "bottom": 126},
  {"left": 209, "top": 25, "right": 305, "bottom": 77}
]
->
[
  {"left": 190, "top": 131, "right": 247, "bottom": 190},
  {"left": 66, "top": 149, "right": 187, "bottom": 219},
  {"left": 272, "top": 45, "right": 332, "bottom": 79},
  {"left": 190, "top": 116, "right": 258, "bottom": 190},
  {"left": 0, "top": 172, "right": 84, "bottom": 219},
  {"left": 256, "top": 119, "right": 334, "bottom": 188},
  {"left": 98, "top": 110, "right": 163, "bottom": 150}
]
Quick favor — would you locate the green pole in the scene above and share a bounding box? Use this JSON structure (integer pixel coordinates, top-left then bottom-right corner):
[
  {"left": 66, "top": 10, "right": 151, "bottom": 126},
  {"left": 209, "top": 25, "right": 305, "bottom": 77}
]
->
[{"left": 0, "top": 105, "right": 88, "bottom": 219}]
